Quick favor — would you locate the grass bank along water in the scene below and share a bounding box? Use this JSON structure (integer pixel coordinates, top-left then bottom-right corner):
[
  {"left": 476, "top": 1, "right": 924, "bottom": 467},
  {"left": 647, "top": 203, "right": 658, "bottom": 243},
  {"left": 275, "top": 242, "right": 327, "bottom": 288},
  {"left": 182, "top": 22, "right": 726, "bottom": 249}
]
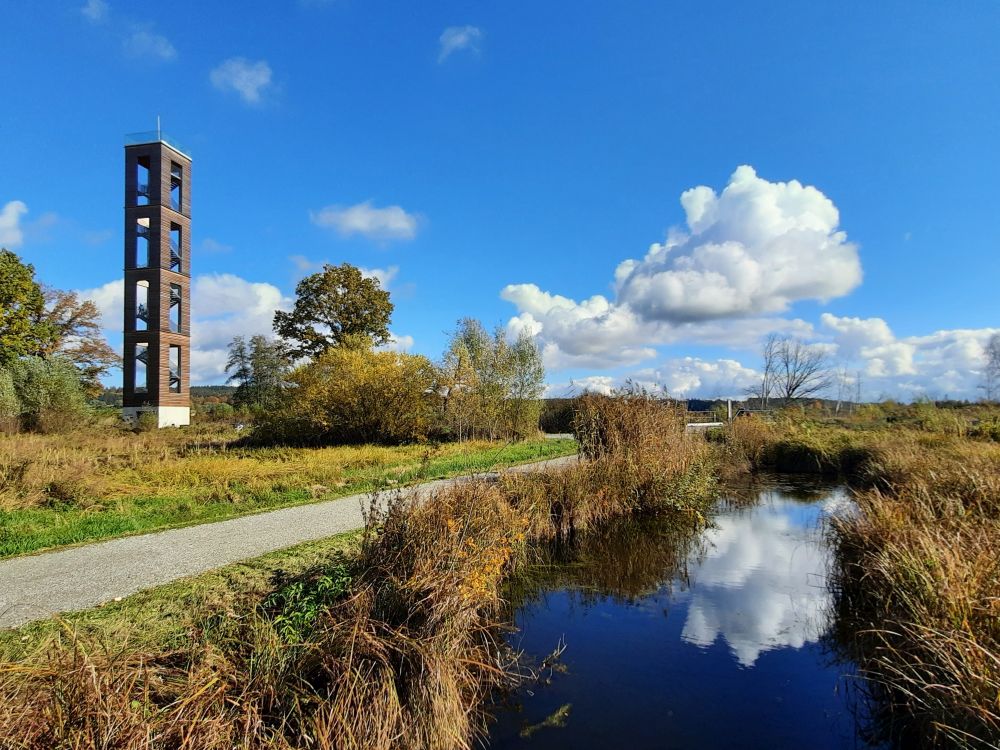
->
[
  {"left": 0, "top": 422, "right": 575, "bottom": 557},
  {"left": 719, "top": 405, "right": 1000, "bottom": 748},
  {"left": 0, "top": 392, "right": 717, "bottom": 749}
]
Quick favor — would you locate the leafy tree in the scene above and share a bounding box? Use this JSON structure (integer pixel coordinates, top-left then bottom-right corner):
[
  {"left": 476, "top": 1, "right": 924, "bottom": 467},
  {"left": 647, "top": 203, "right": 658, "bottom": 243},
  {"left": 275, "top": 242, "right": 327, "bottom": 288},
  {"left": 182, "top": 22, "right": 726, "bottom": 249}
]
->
[
  {"left": 0, "top": 251, "right": 118, "bottom": 396},
  {"left": 226, "top": 335, "right": 290, "bottom": 411},
  {"left": 225, "top": 335, "right": 252, "bottom": 393},
  {"left": 33, "top": 286, "right": 120, "bottom": 397},
  {"left": 438, "top": 319, "right": 545, "bottom": 440},
  {"left": 273, "top": 263, "right": 393, "bottom": 359},
  {"left": 506, "top": 330, "right": 546, "bottom": 439},
  {"left": 0, "top": 249, "right": 56, "bottom": 365},
  {"left": 254, "top": 347, "right": 436, "bottom": 445},
  {"left": 437, "top": 327, "right": 479, "bottom": 440}
]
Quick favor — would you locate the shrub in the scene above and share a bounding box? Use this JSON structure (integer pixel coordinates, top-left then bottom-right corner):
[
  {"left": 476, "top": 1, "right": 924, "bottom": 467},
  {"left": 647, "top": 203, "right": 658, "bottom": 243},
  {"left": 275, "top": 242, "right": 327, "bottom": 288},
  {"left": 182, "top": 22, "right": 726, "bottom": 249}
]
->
[
  {"left": 211, "top": 402, "right": 235, "bottom": 419},
  {"left": 254, "top": 346, "right": 437, "bottom": 445},
  {"left": 135, "top": 411, "right": 158, "bottom": 432},
  {"left": 0, "top": 367, "right": 18, "bottom": 433},
  {"left": 7, "top": 356, "right": 87, "bottom": 432},
  {"left": 721, "top": 415, "right": 775, "bottom": 471},
  {"left": 570, "top": 387, "right": 715, "bottom": 513}
]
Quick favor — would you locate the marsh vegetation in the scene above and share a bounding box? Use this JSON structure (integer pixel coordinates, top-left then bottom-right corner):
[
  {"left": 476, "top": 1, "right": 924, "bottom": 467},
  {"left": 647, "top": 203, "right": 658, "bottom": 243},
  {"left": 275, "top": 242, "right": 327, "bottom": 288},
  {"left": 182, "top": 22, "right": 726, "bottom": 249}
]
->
[
  {"left": 0, "top": 391, "right": 718, "bottom": 749},
  {"left": 1, "top": 387, "right": 998, "bottom": 749}
]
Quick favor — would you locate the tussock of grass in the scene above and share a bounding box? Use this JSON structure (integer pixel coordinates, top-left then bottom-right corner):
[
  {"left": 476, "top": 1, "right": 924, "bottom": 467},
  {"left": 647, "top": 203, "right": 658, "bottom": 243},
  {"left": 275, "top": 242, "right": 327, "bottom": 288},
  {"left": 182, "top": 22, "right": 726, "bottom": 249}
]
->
[{"left": 0, "top": 394, "right": 715, "bottom": 750}]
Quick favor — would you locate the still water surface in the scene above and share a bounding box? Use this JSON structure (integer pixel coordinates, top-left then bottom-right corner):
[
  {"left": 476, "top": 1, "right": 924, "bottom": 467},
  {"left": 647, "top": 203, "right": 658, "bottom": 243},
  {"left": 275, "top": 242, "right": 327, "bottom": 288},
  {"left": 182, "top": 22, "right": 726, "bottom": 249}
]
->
[{"left": 488, "top": 478, "right": 880, "bottom": 749}]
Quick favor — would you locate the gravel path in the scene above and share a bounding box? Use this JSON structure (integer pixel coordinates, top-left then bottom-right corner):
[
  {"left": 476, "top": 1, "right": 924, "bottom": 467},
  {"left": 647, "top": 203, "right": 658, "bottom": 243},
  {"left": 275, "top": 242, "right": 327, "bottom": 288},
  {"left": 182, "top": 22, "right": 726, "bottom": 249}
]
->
[{"left": 0, "top": 455, "right": 578, "bottom": 630}]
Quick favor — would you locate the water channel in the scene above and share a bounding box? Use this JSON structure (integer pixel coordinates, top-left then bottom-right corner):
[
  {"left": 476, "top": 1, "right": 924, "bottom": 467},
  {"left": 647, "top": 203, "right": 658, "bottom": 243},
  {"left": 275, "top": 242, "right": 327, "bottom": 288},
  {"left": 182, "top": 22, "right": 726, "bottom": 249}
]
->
[{"left": 488, "top": 477, "right": 884, "bottom": 749}]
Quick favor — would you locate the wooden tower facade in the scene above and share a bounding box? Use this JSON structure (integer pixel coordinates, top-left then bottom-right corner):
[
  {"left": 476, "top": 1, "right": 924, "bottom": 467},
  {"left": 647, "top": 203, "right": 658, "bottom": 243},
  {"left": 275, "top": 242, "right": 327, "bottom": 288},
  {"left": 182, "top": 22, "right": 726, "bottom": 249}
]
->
[{"left": 122, "top": 133, "right": 191, "bottom": 427}]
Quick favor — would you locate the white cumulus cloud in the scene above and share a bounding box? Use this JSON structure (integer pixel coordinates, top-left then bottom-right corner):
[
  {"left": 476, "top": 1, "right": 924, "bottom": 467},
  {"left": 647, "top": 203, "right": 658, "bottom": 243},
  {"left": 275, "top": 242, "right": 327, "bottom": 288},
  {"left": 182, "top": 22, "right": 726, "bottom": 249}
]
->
[
  {"left": 543, "top": 376, "right": 617, "bottom": 398},
  {"left": 544, "top": 357, "right": 761, "bottom": 400},
  {"left": 616, "top": 166, "right": 861, "bottom": 322},
  {"left": 310, "top": 201, "right": 419, "bottom": 242},
  {"left": 0, "top": 201, "right": 28, "bottom": 248},
  {"left": 360, "top": 265, "right": 399, "bottom": 289},
  {"left": 124, "top": 30, "right": 176, "bottom": 61},
  {"left": 502, "top": 167, "right": 855, "bottom": 372},
  {"left": 633, "top": 357, "right": 762, "bottom": 399},
  {"left": 380, "top": 332, "right": 415, "bottom": 353},
  {"left": 210, "top": 57, "right": 273, "bottom": 104},
  {"left": 822, "top": 313, "right": 999, "bottom": 399},
  {"left": 438, "top": 25, "right": 482, "bottom": 63},
  {"left": 502, "top": 282, "right": 812, "bottom": 371}
]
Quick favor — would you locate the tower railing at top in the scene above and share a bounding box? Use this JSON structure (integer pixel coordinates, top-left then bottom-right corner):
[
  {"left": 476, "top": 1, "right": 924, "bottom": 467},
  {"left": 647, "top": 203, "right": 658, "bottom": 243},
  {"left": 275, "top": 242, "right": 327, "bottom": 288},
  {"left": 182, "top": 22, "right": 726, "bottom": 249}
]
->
[{"left": 124, "top": 131, "right": 191, "bottom": 159}]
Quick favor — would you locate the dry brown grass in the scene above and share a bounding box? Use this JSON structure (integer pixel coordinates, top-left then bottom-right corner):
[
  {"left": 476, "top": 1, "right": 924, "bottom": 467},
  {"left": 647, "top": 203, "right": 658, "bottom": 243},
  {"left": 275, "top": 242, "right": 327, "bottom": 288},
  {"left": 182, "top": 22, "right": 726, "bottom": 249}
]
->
[
  {"left": 831, "top": 434, "right": 1000, "bottom": 748},
  {"left": 0, "top": 423, "right": 515, "bottom": 512},
  {"left": 500, "top": 391, "right": 716, "bottom": 542},
  {"left": 0, "top": 394, "right": 718, "bottom": 750},
  {"left": 716, "top": 414, "right": 777, "bottom": 473}
]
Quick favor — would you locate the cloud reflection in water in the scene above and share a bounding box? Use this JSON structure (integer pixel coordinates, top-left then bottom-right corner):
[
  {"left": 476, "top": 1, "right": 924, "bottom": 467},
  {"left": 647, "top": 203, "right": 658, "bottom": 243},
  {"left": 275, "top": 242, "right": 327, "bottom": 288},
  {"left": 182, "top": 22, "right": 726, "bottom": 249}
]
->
[{"left": 680, "top": 490, "right": 847, "bottom": 667}]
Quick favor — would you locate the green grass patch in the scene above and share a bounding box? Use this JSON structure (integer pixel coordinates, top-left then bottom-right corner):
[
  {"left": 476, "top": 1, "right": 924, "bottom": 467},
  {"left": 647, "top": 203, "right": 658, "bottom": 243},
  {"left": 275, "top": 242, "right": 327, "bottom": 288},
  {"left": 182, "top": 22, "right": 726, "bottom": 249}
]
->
[
  {"left": 0, "top": 531, "right": 362, "bottom": 659},
  {"left": 0, "top": 438, "right": 576, "bottom": 558}
]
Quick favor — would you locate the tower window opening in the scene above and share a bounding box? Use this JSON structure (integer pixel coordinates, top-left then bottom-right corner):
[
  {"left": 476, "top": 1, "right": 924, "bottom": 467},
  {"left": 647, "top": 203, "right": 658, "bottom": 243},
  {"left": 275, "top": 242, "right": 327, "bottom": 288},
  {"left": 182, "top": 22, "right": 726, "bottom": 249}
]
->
[
  {"left": 134, "top": 343, "right": 148, "bottom": 393},
  {"left": 170, "top": 162, "right": 183, "bottom": 211},
  {"left": 135, "top": 280, "right": 149, "bottom": 331},
  {"left": 136, "top": 218, "right": 151, "bottom": 267},
  {"left": 169, "top": 346, "right": 181, "bottom": 393},
  {"left": 170, "top": 223, "right": 182, "bottom": 271},
  {"left": 136, "top": 156, "right": 151, "bottom": 206},
  {"left": 169, "top": 283, "right": 182, "bottom": 333}
]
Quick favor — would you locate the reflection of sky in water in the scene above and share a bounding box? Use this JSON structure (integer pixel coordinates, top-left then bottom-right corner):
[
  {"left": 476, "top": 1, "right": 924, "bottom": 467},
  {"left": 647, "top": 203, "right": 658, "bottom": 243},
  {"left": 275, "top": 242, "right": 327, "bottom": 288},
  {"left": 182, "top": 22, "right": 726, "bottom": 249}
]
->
[
  {"left": 487, "top": 484, "right": 879, "bottom": 750},
  {"left": 680, "top": 488, "right": 851, "bottom": 666}
]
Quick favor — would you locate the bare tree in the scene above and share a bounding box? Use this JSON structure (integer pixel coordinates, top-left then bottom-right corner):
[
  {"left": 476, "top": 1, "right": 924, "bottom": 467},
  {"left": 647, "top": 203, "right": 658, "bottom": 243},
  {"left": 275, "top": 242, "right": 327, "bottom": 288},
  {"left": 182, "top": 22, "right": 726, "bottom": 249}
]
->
[
  {"left": 775, "top": 338, "right": 832, "bottom": 404},
  {"left": 980, "top": 333, "right": 1000, "bottom": 402},
  {"left": 746, "top": 334, "right": 780, "bottom": 409}
]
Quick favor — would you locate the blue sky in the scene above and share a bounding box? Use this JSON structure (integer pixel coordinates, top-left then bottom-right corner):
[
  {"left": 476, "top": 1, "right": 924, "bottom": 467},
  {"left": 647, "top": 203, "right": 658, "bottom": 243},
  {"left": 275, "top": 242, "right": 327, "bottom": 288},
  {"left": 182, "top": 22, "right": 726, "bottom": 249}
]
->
[{"left": 2, "top": 1, "right": 998, "bottom": 399}]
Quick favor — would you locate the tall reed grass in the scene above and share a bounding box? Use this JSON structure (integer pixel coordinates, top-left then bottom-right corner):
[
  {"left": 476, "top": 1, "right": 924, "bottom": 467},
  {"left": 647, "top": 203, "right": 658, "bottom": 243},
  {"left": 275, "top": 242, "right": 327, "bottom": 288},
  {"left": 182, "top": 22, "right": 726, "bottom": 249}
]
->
[{"left": 830, "top": 433, "right": 1000, "bottom": 748}]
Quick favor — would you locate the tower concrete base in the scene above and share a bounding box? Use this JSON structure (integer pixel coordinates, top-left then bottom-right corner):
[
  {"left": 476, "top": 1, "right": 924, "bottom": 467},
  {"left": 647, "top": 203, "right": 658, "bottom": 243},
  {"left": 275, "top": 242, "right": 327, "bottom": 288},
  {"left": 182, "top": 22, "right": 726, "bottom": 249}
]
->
[{"left": 122, "top": 406, "right": 191, "bottom": 428}]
